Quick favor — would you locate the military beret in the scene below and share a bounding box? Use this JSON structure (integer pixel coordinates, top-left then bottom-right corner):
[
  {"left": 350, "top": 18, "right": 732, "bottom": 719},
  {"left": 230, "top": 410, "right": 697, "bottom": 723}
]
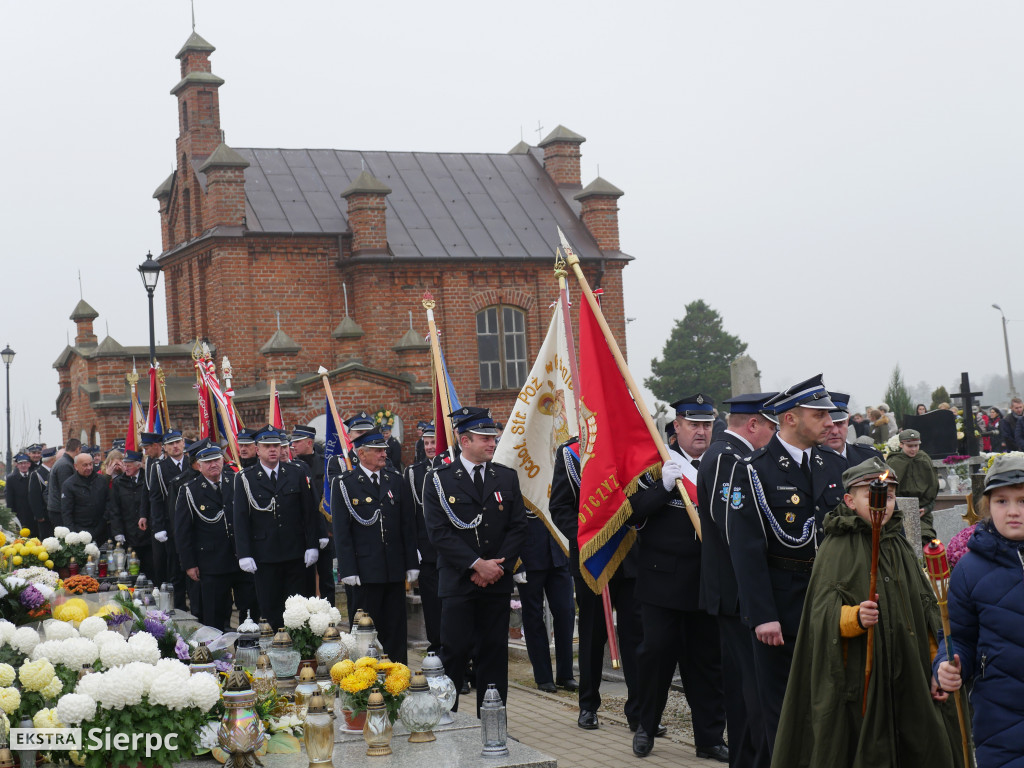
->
[
  {"left": 842, "top": 456, "right": 899, "bottom": 492},
  {"left": 898, "top": 429, "right": 921, "bottom": 443}
]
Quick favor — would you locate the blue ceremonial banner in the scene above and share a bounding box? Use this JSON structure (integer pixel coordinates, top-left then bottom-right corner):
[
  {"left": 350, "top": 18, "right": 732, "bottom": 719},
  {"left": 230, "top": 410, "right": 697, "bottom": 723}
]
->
[{"left": 322, "top": 396, "right": 342, "bottom": 519}]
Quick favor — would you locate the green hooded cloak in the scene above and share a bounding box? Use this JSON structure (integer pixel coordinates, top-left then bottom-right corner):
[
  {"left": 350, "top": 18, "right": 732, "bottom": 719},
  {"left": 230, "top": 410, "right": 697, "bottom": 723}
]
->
[{"left": 770, "top": 504, "right": 964, "bottom": 768}]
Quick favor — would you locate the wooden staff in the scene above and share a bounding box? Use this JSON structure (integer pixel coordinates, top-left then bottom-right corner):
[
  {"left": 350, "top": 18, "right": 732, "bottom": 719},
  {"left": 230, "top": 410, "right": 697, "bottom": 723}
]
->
[
  {"left": 318, "top": 366, "right": 352, "bottom": 472},
  {"left": 558, "top": 227, "right": 701, "bottom": 539},
  {"left": 924, "top": 539, "right": 973, "bottom": 767},
  {"left": 422, "top": 292, "right": 458, "bottom": 457},
  {"left": 862, "top": 474, "right": 888, "bottom": 714}
]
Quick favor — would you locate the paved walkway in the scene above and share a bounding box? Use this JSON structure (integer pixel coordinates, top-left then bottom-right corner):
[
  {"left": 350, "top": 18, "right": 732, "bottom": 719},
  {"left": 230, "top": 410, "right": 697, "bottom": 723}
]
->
[{"left": 505, "top": 682, "right": 715, "bottom": 768}]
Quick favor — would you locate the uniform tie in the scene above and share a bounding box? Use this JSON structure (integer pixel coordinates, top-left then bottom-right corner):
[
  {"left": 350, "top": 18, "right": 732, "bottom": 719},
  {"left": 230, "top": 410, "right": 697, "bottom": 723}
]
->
[
  {"left": 473, "top": 464, "right": 485, "bottom": 496},
  {"left": 372, "top": 473, "right": 380, "bottom": 490},
  {"left": 690, "top": 459, "right": 700, "bottom": 471},
  {"left": 800, "top": 452, "right": 811, "bottom": 484},
  {"left": 270, "top": 470, "right": 277, "bottom": 485}
]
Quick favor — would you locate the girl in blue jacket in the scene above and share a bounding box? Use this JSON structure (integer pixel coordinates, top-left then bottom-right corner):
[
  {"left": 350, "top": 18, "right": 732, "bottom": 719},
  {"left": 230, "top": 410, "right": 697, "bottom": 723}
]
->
[{"left": 936, "top": 453, "right": 1024, "bottom": 768}]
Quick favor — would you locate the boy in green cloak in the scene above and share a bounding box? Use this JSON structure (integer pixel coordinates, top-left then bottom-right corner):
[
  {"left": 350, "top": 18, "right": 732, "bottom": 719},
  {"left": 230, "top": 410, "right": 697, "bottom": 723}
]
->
[{"left": 770, "top": 457, "right": 963, "bottom": 768}]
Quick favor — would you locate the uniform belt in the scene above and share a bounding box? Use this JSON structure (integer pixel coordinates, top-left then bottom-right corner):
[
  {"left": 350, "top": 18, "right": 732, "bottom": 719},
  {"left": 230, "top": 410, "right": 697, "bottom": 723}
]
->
[{"left": 767, "top": 554, "right": 815, "bottom": 573}]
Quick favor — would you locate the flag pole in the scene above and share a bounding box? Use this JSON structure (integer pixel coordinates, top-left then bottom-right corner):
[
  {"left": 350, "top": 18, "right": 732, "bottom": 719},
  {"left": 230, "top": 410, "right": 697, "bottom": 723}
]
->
[
  {"left": 422, "top": 291, "right": 457, "bottom": 454},
  {"left": 555, "top": 253, "right": 622, "bottom": 670},
  {"left": 268, "top": 379, "right": 277, "bottom": 425},
  {"left": 318, "top": 366, "right": 353, "bottom": 471},
  {"left": 558, "top": 228, "right": 701, "bottom": 539}
]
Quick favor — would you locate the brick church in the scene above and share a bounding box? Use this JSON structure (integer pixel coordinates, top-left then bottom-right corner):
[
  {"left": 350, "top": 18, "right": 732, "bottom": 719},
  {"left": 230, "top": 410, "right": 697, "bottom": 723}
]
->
[{"left": 54, "top": 31, "right": 633, "bottom": 455}]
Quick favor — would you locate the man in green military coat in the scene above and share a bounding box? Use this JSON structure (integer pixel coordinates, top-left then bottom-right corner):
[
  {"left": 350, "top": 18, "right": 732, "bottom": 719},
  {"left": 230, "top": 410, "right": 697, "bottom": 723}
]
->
[{"left": 885, "top": 429, "right": 939, "bottom": 547}]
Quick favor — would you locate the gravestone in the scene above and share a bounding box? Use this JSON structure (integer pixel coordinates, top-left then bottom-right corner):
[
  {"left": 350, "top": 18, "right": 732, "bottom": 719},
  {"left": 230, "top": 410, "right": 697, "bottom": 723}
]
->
[
  {"left": 902, "top": 410, "right": 957, "bottom": 459},
  {"left": 950, "top": 372, "right": 983, "bottom": 457},
  {"left": 934, "top": 504, "right": 971, "bottom": 545},
  {"left": 898, "top": 496, "right": 923, "bottom": 563},
  {"left": 730, "top": 355, "right": 761, "bottom": 397}
]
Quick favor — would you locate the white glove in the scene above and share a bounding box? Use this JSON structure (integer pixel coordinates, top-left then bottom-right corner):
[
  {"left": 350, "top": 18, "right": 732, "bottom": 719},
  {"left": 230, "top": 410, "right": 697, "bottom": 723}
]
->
[
  {"left": 238, "top": 557, "right": 257, "bottom": 573},
  {"left": 115, "top": 535, "right": 125, "bottom": 543},
  {"left": 513, "top": 572, "right": 528, "bottom": 584},
  {"left": 406, "top": 570, "right": 420, "bottom": 583},
  {"left": 417, "top": 549, "right": 423, "bottom": 564},
  {"left": 318, "top": 538, "right": 329, "bottom": 550},
  {"left": 661, "top": 459, "right": 685, "bottom": 492},
  {"left": 154, "top": 531, "right": 168, "bottom": 543},
  {"left": 341, "top": 575, "right": 361, "bottom": 586},
  {"left": 304, "top": 549, "right": 319, "bottom": 567}
]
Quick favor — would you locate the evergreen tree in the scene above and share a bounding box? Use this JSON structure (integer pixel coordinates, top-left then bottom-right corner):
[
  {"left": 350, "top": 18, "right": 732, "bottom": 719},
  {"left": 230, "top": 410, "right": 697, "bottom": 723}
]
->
[
  {"left": 884, "top": 365, "right": 914, "bottom": 428},
  {"left": 645, "top": 300, "right": 747, "bottom": 407},
  {"left": 930, "top": 385, "right": 950, "bottom": 411}
]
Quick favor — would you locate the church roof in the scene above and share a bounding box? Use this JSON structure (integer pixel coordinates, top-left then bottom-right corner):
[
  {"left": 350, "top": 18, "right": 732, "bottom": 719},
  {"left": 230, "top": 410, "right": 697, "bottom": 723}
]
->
[{"left": 232, "top": 147, "right": 623, "bottom": 261}]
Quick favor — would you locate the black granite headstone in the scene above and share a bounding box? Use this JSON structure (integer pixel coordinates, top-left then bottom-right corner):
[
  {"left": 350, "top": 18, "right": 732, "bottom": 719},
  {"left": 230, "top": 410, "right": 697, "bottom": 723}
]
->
[{"left": 902, "top": 410, "right": 958, "bottom": 459}]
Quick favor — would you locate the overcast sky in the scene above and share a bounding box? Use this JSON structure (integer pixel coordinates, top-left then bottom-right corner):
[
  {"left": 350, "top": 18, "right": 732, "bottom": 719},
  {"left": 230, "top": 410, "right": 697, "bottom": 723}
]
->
[{"left": 2, "top": 1, "right": 1023, "bottom": 447}]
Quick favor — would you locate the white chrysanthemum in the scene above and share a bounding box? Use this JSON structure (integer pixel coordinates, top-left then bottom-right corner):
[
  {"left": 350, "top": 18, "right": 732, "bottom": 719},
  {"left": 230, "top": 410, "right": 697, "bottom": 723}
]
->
[
  {"left": 0, "top": 584, "right": 7, "bottom": 600},
  {"left": 54, "top": 526, "right": 70, "bottom": 539},
  {"left": 0, "top": 687, "right": 20, "bottom": 715},
  {"left": 127, "top": 632, "right": 160, "bottom": 665},
  {"left": 56, "top": 693, "right": 96, "bottom": 725},
  {"left": 282, "top": 604, "right": 310, "bottom": 629},
  {"left": 44, "top": 619, "right": 78, "bottom": 641},
  {"left": 338, "top": 632, "right": 357, "bottom": 657},
  {"left": 14, "top": 566, "right": 60, "bottom": 588},
  {"left": 62, "top": 638, "right": 99, "bottom": 670},
  {"left": 308, "top": 613, "right": 330, "bottom": 636},
  {"left": 154, "top": 658, "right": 191, "bottom": 681},
  {"left": 284, "top": 594, "right": 307, "bottom": 612},
  {"left": 78, "top": 531, "right": 92, "bottom": 545},
  {"left": 41, "top": 675, "right": 64, "bottom": 701},
  {"left": 19, "top": 659, "right": 56, "bottom": 691},
  {"left": 91, "top": 630, "right": 122, "bottom": 648},
  {"left": 77, "top": 616, "right": 106, "bottom": 640},
  {"left": 198, "top": 722, "right": 219, "bottom": 750},
  {"left": 75, "top": 672, "right": 102, "bottom": 699},
  {"left": 84, "top": 543, "right": 99, "bottom": 558},
  {"left": 306, "top": 597, "right": 331, "bottom": 614},
  {"left": 188, "top": 673, "right": 221, "bottom": 711},
  {"left": 0, "top": 664, "right": 14, "bottom": 687},
  {"left": 31, "top": 640, "right": 64, "bottom": 666},
  {"left": 98, "top": 637, "right": 133, "bottom": 669},
  {"left": 148, "top": 672, "right": 191, "bottom": 710},
  {"left": 0, "top": 621, "right": 17, "bottom": 646},
  {"left": 64, "top": 532, "right": 81, "bottom": 546},
  {"left": 96, "top": 666, "right": 144, "bottom": 709},
  {"left": 12, "top": 626, "right": 40, "bottom": 654},
  {"left": 35, "top": 584, "right": 55, "bottom": 601},
  {"left": 33, "top": 706, "right": 62, "bottom": 729},
  {"left": 123, "top": 662, "right": 158, "bottom": 695},
  {"left": 42, "top": 537, "right": 62, "bottom": 553},
  {"left": 327, "top": 607, "right": 343, "bottom": 625}
]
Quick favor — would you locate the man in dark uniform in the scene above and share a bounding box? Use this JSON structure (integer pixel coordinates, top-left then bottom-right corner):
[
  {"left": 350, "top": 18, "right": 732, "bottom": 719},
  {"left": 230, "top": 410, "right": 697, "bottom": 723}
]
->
[
  {"left": 236, "top": 429, "right": 259, "bottom": 469},
  {"left": 413, "top": 421, "right": 430, "bottom": 465},
  {"left": 628, "top": 394, "right": 728, "bottom": 762},
  {"left": 107, "top": 450, "right": 153, "bottom": 578},
  {"left": 176, "top": 445, "right": 258, "bottom": 630},
  {"left": 167, "top": 438, "right": 211, "bottom": 614},
  {"left": 423, "top": 406, "right": 527, "bottom": 715},
  {"left": 380, "top": 423, "right": 403, "bottom": 472},
  {"left": 26, "top": 444, "right": 42, "bottom": 471},
  {"left": 233, "top": 427, "right": 319, "bottom": 629},
  {"left": 696, "top": 393, "right": 778, "bottom": 768},
  {"left": 61, "top": 452, "right": 110, "bottom": 541},
  {"left": 332, "top": 429, "right": 417, "bottom": 662},
  {"left": 819, "top": 392, "right": 883, "bottom": 465},
  {"left": 550, "top": 436, "right": 644, "bottom": 732},
  {"left": 405, "top": 423, "right": 441, "bottom": 652},
  {"left": 137, "top": 432, "right": 165, "bottom": 584},
  {"left": 28, "top": 447, "right": 56, "bottom": 539},
  {"left": 725, "top": 374, "right": 846, "bottom": 754},
  {"left": 47, "top": 438, "right": 80, "bottom": 528},
  {"left": 150, "top": 430, "right": 188, "bottom": 609},
  {"left": 327, "top": 412, "right": 375, "bottom": 477},
  {"left": 5, "top": 453, "right": 33, "bottom": 532},
  {"left": 291, "top": 425, "right": 334, "bottom": 604}
]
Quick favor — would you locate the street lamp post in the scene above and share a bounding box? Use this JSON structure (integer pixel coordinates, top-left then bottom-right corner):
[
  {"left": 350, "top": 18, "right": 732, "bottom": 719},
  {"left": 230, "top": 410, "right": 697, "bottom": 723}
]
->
[
  {"left": 1, "top": 345, "right": 15, "bottom": 471},
  {"left": 992, "top": 304, "right": 1017, "bottom": 401},
  {"left": 138, "top": 252, "right": 162, "bottom": 367}
]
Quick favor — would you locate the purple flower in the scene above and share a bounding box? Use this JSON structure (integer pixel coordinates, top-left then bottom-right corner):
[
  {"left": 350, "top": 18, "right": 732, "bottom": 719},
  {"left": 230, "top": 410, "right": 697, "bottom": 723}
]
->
[
  {"left": 106, "top": 612, "right": 132, "bottom": 627},
  {"left": 175, "top": 636, "right": 190, "bottom": 660},
  {"left": 142, "top": 618, "right": 168, "bottom": 639},
  {"left": 214, "top": 658, "right": 233, "bottom": 673},
  {"left": 18, "top": 585, "right": 46, "bottom": 610},
  {"left": 145, "top": 609, "right": 170, "bottom": 623}
]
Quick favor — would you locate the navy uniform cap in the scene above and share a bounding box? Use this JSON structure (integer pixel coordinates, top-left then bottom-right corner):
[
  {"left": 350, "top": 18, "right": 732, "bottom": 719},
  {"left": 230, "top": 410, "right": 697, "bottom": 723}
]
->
[
  {"left": 827, "top": 391, "right": 851, "bottom": 423},
  {"left": 291, "top": 425, "right": 316, "bottom": 441},
  {"left": 111, "top": 438, "right": 126, "bottom": 449},
  {"left": 186, "top": 438, "right": 211, "bottom": 461},
  {"left": 196, "top": 445, "right": 224, "bottom": 462},
  {"left": 345, "top": 411, "right": 376, "bottom": 431},
  {"left": 449, "top": 406, "right": 499, "bottom": 435},
  {"left": 670, "top": 394, "right": 715, "bottom": 422},
  {"left": 123, "top": 450, "right": 143, "bottom": 462},
  {"left": 254, "top": 427, "right": 283, "bottom": 445},
  {"left": 14, "top": 453, "right": 29, "bottom": 463},
  {"left": 353, "top": 429, "right": 389, "bottom": 450},
  {"left": 27, "top": 444, "right": 42, "bottom": 452},
  {"left": 140, "top": 432, "right": 163, "bottom": 446},
  {"left": 723, "top": 392, "right": 779, "bottom": 415},
  {"left": 236, "top": 428, "right": 256, "bottom": 445},
  {"left": 762, "top": 374, "right": 835, "bottom": 415},
  {"left": 163, "top": 430, "right": 184, "bottom": 444},
  {"left": 41, "top": 447, "right": 56, "bottom": 459},
  {"left": 417, "top": 421, "right": 431, "bottom": 431},
  {"left": 421, "top": 422, "right": 436, "bottom": 437}
]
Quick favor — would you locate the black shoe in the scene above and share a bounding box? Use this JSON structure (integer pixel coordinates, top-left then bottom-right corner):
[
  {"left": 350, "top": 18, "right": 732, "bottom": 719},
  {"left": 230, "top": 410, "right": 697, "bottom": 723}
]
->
[
  {"left": 460, "top": 680, "right": 471, "bottom": 695},
  {"left": 696, "top": 744, "right": 729, "bottom": 763},
  {"left": 629, "top": 722, "right": 667, "bottom": 737},
  {"left": 632, "top": 727, "right": 653, "bottom": 758},
  {"left": 577, "top": 710, "right": 599, "bottom": 730},
  {"left": 556, "top": 677, "right": 578, "bottom": 692},
  {"left": 538, "top": 682, "right": 557, "bottom": 693}
]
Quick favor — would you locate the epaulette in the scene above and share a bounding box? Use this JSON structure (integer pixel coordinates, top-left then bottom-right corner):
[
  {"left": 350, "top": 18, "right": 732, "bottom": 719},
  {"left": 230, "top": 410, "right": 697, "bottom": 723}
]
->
[{"left": 490, "top": 460, "right": 513, "bottom": 473}]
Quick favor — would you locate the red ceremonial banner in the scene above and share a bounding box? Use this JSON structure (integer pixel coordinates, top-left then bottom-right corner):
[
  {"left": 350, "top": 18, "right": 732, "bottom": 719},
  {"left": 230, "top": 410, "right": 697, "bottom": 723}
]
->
[{"left": 576, "top": 295, "right": 660, "bottom": 591}]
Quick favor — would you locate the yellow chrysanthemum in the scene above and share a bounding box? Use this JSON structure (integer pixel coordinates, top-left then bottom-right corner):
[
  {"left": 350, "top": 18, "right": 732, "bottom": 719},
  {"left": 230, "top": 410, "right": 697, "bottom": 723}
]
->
[
  {"left": 20, "top": 659, "right": 56, "bottom": 692},
  {"left": 10, "top": 556, "right": 21, "bottom": 566},
  {"left": 44, "top": 560, "right": 54, "bottom": 569},
  {"left": 383, "top": 674, "right": 408, "bottom": 695},
  {"left": 376, "top": 660, "right": 395, "bottom": 673},
  {"left": 0, "top": 532, "right": 6, "bottom": 546},
  {"left": 41, "top": 676, "right": 64, "bottom": 700},
  {"left": 0, "top": 664, "right": 14, "bottom": 687},
  {"left": 0, "top": 687, "right": 21, "bottom": 715},
  {"left": 33, "top": 707, "right": 62, "bottom": 729},
  {"left": 339, "top": 670, "right": 375, "bottom": 693},
  {"left": 330, "top": 659, "right": 355, "bottom": 683},
  {"left": 52, "top": 598, "right": 89, "bottom": 623},
  {"left": 19, "top": 528, "right": 30, "bottom": 537},
  {"left": 354, "top": 656, "right": 377, "bottom": 669}
]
